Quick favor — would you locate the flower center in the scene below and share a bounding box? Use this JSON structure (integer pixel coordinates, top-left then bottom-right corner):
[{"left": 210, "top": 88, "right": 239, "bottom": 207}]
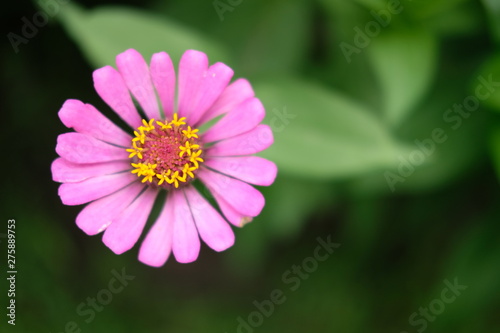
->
[{"left": 126, "top": 114, "right": 204, "bottom": 188}]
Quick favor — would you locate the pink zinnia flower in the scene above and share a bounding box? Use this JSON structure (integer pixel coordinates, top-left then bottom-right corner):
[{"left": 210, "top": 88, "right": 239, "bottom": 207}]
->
[{"left": 51, "top": 49, "right": 277, "bottom": 267}]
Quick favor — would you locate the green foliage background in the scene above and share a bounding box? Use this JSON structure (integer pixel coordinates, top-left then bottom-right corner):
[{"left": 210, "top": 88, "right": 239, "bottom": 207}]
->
[{"left": 2, "top": 0, "right": 500, "bottom": 332}]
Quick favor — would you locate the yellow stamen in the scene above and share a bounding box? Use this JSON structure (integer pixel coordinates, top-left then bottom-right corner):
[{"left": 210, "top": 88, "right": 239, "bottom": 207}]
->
[
  {"left": 179, "top": 141, "right": 200, "bottom": 157},
  {"left": 139, "top": 119, "right": 155, "bottom": 132},
  {"left": 156, "top": 120, "right": 172, "bottom": 130},
  {"left": 156, "top": 170, "right": 172, "bottom": 185},
  {"left": 132, "top": 130, "right": 146, "bottom": 144},
  {"left": 190, "top": 150, "right": 204, "bottom": 168},
  {"left": 182, "top": 126, "right": 199, "bottom": 139},
  {"left": 170, "top": 113, "right": 186, "bottom": 126},
  {"left": 126, "top": 142, "right": 144, "bottom": 159},
  {"left": 183, "top": 163, "right": 196, "bottom": 179},
  {"left": 171, "top": 171, "right": 180, "bottom": 188}
]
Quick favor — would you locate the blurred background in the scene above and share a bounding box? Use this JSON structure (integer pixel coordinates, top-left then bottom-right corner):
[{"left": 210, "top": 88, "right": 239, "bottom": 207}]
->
[{"left": 2, "top": 0, "right": 500, "bottom": 332}]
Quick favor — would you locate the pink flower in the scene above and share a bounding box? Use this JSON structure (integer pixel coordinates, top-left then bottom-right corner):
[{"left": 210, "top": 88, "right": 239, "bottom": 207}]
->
[{"left": 52, "top": 49, "right": 277, "bottom": 267}]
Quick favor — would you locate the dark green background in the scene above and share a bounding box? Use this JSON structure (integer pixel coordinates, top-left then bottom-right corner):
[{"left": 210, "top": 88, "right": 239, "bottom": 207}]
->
[{"left": 2, "top": 0, "right": 500, "bottom": 332}]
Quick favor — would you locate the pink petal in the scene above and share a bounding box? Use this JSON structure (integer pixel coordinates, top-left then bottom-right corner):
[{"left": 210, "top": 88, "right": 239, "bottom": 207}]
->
[
  {"left": 56, "top": 133, "right": 128, "bottom": 164},
  {"left": 187, "top": 62, "right": 234, "bottom": 126},
  {"left": 197, "top": 78, "right": 255, "bottom": 126},
  {"left": 206, "top": 125, "right": 274, "bottom": 157},
  {"left": 116, "top": 49, "right": 161, "bottom": 120},
  {"left": 199, "top": 168, "right": 265, "bottom": 217},
  {"left": 205, "top": 156, "right": 277, "bottom": 186},
  {"left": 177, "top": 50, "right": 208, "bottom": 119},
  {"left": 138, "top": 192, "right": 174, "bottom": 267},
  {"left": 202, "top": 97, "right": 265, "bottom": 143},
  {"left": 58, "top": 172, "right": 137, "bottom": 206},
  {"left": 51, "top": 158, "right": 131, "bottom": 183},
  {"left": 76, "top": 182, "right": 144, "bottom": 235},
  {"left": 150, "top": 52, "right": 176, "bottom": 119},
  {"left": 184, "top": 186, "right": 235, "bottom": 252},
  {"left": 58, "top": 99, "right": 132, "bottom": 147},
  {"left": 102, "top": 188, "right": 157, "bottom": 255},
  {"left": 210, "top": 191, "right": 252, "bottom": 227},
  {"left": 93, "top": 66, "right": 142, "bottom": 129},
  {"left": 171, "top": 190, "right": 200, "bottom": 263}
]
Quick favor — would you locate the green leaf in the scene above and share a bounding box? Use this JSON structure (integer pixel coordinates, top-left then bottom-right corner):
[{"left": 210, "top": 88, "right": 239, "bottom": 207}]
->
[
  {"left": 347, "top": 76, "right": 491, "bottom": 194},
  {"left": 440, "top": 214, "right": 500, "bottom": 320},
  {"left": 235, "top": 0, "right": 312, "bottom": 75},
  {"left": 159, "top": 0, "right": 312, "bottom": 76},
  {"left": 260, "top": 175, "right": 334, "bottom": 239},
  {"left": 490, "top": 125, "right": 500, "bottom": 182},
  {"left": 482, "top": 0, "right": 500, "bottom": 43},
  {"left": 368, "top": 29, "right": 438, "bottom": 126},
  {"left": 57, "top": 3, "right": 229, "bottom": 68},
  {"left": 421, "top": 3, "right": 483, "bottom": 38},
  {"left": 404, "top": 0, "right": 469, "bottom": 19},
  {"left": 476, "top": 53, "right": 500, "bottom": 111},
  {"left": 254, "top": 77, "right": 406, "bottom": 179},
  {"left": 351, "top": 0, "right": 389, "bottom": 10}
]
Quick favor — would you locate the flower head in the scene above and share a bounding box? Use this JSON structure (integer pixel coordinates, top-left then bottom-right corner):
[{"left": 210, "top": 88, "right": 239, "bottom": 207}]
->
[{"left": 52, "top": 49, "right": 277, "bottom": 267}]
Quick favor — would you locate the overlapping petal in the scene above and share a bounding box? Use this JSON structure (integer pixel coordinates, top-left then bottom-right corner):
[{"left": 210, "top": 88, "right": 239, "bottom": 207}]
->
[
  {"left": 58, "top": 99, "right": 132, "bottom": 147},
  {"left": 58, "top": 172, "right": 137, "bottom": 206},
  {"left": 199, "top": 168, "right": 265, "bottom": 217},
  {"left": 150, "top": 52, "right": 176, "bottom": 118},
  {"left": 184, "top": 186, "right": 234, "bottom": 251},
  {"left": 197, "top": 78, "right": 255, "bottom": 126},
  {"left": 171, "top": 190, "right": 200, "bottom": 263},
  {"left": 93, "top": 66, "right": 142, "bottom": 129},
  {"left": 206, "top": 125, "right": 274, "bottom": 157},
  {"left": 103, "top": 188, "right": 157, "bottom": 254},
  {"left": 138, "top": 193, "right": 175, "bottom": 267},
  {"left": 202, "top": 97, "right": 265, "bottom": 143},
  {"left": 177, "top": 50, "right": 209, "bottom": 119},
  {"left": 205, "top": 188, "right": 250, "bottom": 227},
  {"left": 187, "top": 62, "right": 234, "bottom": 125},
  {"left": 205, "top": 156, "right": 277, "bottom": 186},
  {"left": 52, "top": 158, "right": 131, "bottom": 183},
  {"left": 76, "top": 182, "right": 144, "bottom": 235},
  {"left": 116, "top": 49, "right": 162, "bottom": 120},
  {"left": 56, "top": 133, "right": 128, "bottom": 164}
]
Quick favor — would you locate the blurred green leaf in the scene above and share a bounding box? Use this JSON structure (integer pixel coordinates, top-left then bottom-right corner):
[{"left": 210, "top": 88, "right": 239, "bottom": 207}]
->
[
  {"left": 159, "top": 0, "right": 312, "bottom": 76},
  {"left": 368, "top": 29, "right": 438, "bottom": 126},
  {"left": 225, "top": 219, "right": 270, "bottom": 277},
  {"left": 482, "top": 0, "right": 500, "bottom": 43},
  {"left": 476, "top": 53, "right": 500, "bottom": 111},
  {"left": 236, "top": 0, "right": 312, "bottom": 75},
  {"left": 405, "top": 0, "right": 469, "bottom": 19},
  {"left": 347, "top": 72, "right": 491, "bottom": 194},
  {"left": 352, "top": 0, "right": 386, "bottom": 10},
  {"left": 254, "top": 77, "right": 407, "bottom": 179},
  {"left": 261, "top": 175, "right": 334, "bottom": 238},
  {"left": 490, "top": 125, "right": 500, "bottom": 181},
  {"left": 440, "top": 213, "right": 500, "bottom": 324},
  {"left": 226, "top": 175, "right": 334, "bottom": 275},
  {"left": 58, "top": 3, "right": 229, "bottom": 68},
  {"left": 393, "top": 111, "right": 487, "bottom": 191},
  {"left": 419, "top": 2, "right": 484, "bottom": 38}
]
